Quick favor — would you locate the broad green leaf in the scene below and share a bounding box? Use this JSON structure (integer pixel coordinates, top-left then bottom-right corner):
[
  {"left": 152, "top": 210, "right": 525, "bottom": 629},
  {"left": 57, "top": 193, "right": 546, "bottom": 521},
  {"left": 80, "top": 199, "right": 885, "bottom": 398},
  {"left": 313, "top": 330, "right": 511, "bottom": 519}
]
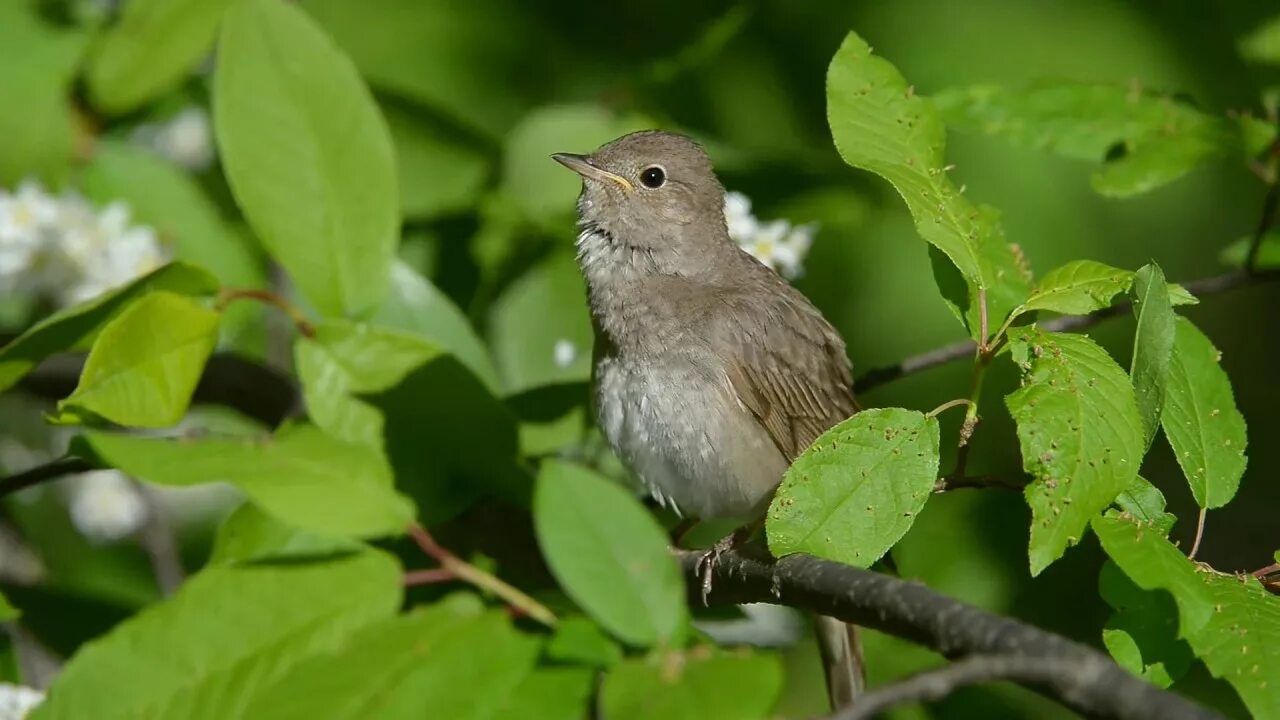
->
[
  {"left": 546, "top": 616, "right": 623, "bottom": 668},
  {"left": 1094, "top": 513, "right": 1280, "bottom": 717},
  {"left": 826, "top": 32, "right": 1030, "bottom": 339},
  {"left": 0, "top": 4, "right": 88, "bottom": 187},
  {"left": 1219, "top": 231, "right": 1280, "bottom": 269},
  {"left": 767, "top": 408, "right": 939, "bottom": 568},
  {"left": 488, "top": 252, "right": 593, "bottom": 394},
  {"left": 1099, "top": 561, "right": 1193, "bottom": 688},
  {"left": 494, "top": 668, "right": 595, "bottom": 720},
  {"left": 1113, "top": 476, "right": 1176, "bottom": 537},
  {"left": 75, "top": 423, "right": 414, "bottom": 538},
  {"left": 58, "top": 291, "right": 220, "bottom": 427},
  {"left": 85, "top": 0, "right": 231, "bottom": 114},
  {"left": 384, "top": 104, "right": 488, "bottom": 221},
  {"left": 295, "top": 320, "right": 441, "bottom": 447},
  {"left": 1240, "top": 14, "right": 1280, "bottom": 65},
  {"left": 502, "top": 104, "right": 650, "bottom": 227},
  {"left": 936, "top": 82, "right": 1235, "bottom": 197},
  {"left": 1005, "top": 327, "right": 1143, "bottom": 575},
  {"left": 0, "top": 261, "right": 220, "bottom": 392},
  {"left": 242, "top": 596, "right": 539, "bottom": 720},
  {"left": 210, "top": 502, "right": 363, "bottom": 565},
  {"left": 299, "top": 0, "right": 551, "bottom": 138},
  {"left": 0, "top": 591, "right": 16, "bottom": 622},
  {"left": 32, "top": 551, "right": 402, "bottom": 720},
  {"left": 534, "top": 460, "right": 687, "bottom": 647},
  {"left": 1167, "top": 283, "right": 1199, "bottom": 307},
  {"left": 600, "top": 649, "right": 783, "bottom": 720},
  {"left": 1129, "top": 264, "right": 1176, "bottom": 448},
  {"left": 1161, "top": 318, "right": 1248, "bottom": 509},
  {"left": 215, "top": 0, "right": 398, "bottom": 317},
  {"left": 372, "top": 261, "right": 501, "bottom": 394},
  {"left": 1017, "top": 260, "right": 1132, "bottom": 316}
]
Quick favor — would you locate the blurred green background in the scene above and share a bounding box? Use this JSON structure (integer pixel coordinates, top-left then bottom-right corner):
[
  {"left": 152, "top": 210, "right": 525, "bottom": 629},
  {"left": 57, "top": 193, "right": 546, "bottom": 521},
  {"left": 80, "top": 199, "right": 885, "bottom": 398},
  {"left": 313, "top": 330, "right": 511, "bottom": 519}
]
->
[{"left": 1, "top": 0, "right": 1277, "bottom": 717}]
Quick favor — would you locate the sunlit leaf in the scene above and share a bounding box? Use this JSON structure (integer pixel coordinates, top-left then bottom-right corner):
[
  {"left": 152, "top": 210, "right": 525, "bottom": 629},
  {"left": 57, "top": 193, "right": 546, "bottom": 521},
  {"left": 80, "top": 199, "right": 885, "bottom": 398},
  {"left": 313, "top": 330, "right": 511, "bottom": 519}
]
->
[
  {"left": 534, "top": 460, "right": 687, "bottom": 647},
  {"left": 488, "top": 252, "right": 593, "bottom": 395},
  {"left": 1005, "top": 327, "right": 1143, "bottom": 575},
  {"left": 31, "top": 551, "right": 402, "bottom": 720},
  {"left": 1161, "top": 318, "right": 1248, "bottom": 509},
  {"left": 215, "top": 0, "right": 398, "bottom": 317},
  {"left": 494, "top": 667, "right": 595, "bottom": 720},
  {"left": 74, "top": 423, "right": 414, "bottom": 538},
  {"left": 58, "top": 291, "right": 220, "bottom": 427},
  {"left": 1113, "top": 476, "right": 1176, "bottom": 537},
  {"left": 827, "top": 32, "right": 1030, "bottom": 339},
  {"left": 600, "top": 648, "right": 783, "bottom": 720},
  {"left": 209, "top": 502, "right": 363, "bottom": 566},
  {"left": 384, "top": 104, "right": 488, "bottom": 221},
  {"left": 1016, "top": 260, "right": 1132, "bottom": 316},
  {"left": 546, "top": 616, "right": 622, "bottom": 668},
  {"left": 85, "top": 0, "right": 231, "bottom": 114},
  {"left": 1095, "top": 513, "right": 1280, "bottom": 717},
  {"left": 767, "top": 408, "right": 939, "bottom": 568},
  {"left": 1129, "top": 264, "right": 1176, "bottom": 449},
  {"left": 1239, "top": 14, "right": 1280, "bottom": 65},
  {"left": 0, "top": 591, "right": 17, "bottom": 622}
]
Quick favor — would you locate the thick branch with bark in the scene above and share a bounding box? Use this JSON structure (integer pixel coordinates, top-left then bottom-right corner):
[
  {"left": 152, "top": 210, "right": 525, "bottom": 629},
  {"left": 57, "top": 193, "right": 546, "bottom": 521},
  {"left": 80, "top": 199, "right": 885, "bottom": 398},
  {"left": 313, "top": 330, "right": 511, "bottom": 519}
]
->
[{"left": 678, "top": 549, "right": 1220, "bottom": 720}]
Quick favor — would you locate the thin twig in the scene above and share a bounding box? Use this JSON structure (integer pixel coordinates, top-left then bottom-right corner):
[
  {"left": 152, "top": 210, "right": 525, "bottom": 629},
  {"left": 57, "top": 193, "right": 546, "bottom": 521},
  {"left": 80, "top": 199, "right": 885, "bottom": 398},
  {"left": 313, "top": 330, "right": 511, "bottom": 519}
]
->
[
  {"left": 1250, "top": 562, "right": 1280, "bottom": 579},
  {"left": 0, "top": 457, "right": 91, "bottom": 498},
  {"left": 1245, "top": 136, "right": 1280, "bottom": 272},
  {"left": 216, "top": 287, "right": 316, "bottom": 339},
  {"left": 1188, "top": 508, "right": 1207, "bottom": 560},
  {"left": 402, "top": 568, "right": 455, "bottom": 586},
  {"left": 828, "top": 654, "right": 1092, "bottom": 720},
  {"left": 934, "top": 475, "right": 1028, "bottom": 493},
  {"left": 855, "top": 269, "right": 1280, "bottom": 393},
  {"left": 407, "top": 524, "right": 557, "bottom": 627}
]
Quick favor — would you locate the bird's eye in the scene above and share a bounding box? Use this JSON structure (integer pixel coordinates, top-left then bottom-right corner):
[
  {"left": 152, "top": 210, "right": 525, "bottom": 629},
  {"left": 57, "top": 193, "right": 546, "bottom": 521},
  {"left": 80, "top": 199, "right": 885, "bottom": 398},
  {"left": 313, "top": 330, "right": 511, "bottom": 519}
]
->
[{"left": 640, "top": 166, "right": 666, "bottom": 189}]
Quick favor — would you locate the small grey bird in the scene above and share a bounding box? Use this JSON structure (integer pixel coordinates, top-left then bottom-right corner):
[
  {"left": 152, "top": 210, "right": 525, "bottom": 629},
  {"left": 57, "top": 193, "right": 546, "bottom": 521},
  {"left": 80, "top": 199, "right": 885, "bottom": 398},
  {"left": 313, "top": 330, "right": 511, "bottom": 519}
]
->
[{"left": 553, "top": 130, "right": 865, "bottom": 708}]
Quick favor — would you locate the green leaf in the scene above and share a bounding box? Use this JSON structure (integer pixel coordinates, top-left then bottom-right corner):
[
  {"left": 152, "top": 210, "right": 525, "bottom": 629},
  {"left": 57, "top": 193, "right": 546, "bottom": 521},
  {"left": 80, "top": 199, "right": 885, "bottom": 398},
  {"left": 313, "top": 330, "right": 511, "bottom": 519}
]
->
[
  {"left": 295, "top": 320, "right": 442, "bottom": 447},
  {"left": 502, "top": 104, "right": 650, "bottom": 227},
  {"left": 0, "top": 4, "right": 88, "bottom": 187},
  {"left": 210, "top": 502, "right": 363, "bottom": 565},
  {"left": 534, "top": 460, "right": 687, "bottom": 647},
  {"left": 488, "top": 252, "right": 594, "bottom": 395},
  {"left": 75, "top": 423, "right": 414, "bottom": 538},
  {"left": 1161, "top": 318, "right": 1248, "bottom": 509},
  {"left": 384, "top": 103, "right": 488, "bottom": 221},
  {"left": 214, "top": 0, "right": 398, "bottom": 317},
  {"left": 0, "top": 262, "right": 220, "bottom": 393},
  {"left": 826, "top": 32, "right": 1030, "bottom": 339},
  {"left": 1094, "top": 513, "right": 1280, "bottom": 717},
  {"left": 766, "top": 408, "right": 939, "bottom": 568},
  {"left": 936, "top": 82, "right": 1234, "bottom": 197},
  {"left": 1129, "top": 264, "right": 1176, "bottom": 449},
  {"left": 241, "top": 596, "right": 539, "bottom": 720},
  {"left": 546, "top": 616, "right": 623, "bottom": 668},
  {"left": 1166, "top": 283, "right": 1199, "bottom": 307},
  {"left": 85, "top": 0, "right": 231, "bottom": 114},
  {"left": 1017, "top": 260, "right": 1132, "bottom": 316},
  {"left": 1240, "top": 14, "right": 1280, "bottom": 65},
  {"left": 600, "top": 648, "right": 783, "bottom": 720},
  {"left": 1113, "top": 476, "right": 1176, "bottom": 537},
  {"left": 31, "top": 551, "right": 402, "bottom": 720},
  {"left": 1219, "top": 231, "right": 1280, "bottom": 269},
  {"left": 372, "top": 260, "right": 501, "bottom": 394},
  {"left": 299, "top": 0, "right": 551, "bottom": 138},
  {"left": 494, "top": 668, "right": 595, "bottom": 720},
  {"left": 1099, "top": 560, "right": 1194, "bottom": 688},
  {"left": 0, "top": 591, "right": 17, "bottom": 622},
  {"left": 58, "top": 291, "right": 220, "bottom": 427},
  {"left": 1005, "top": 327, "right": 1144, "bottom": 575}
]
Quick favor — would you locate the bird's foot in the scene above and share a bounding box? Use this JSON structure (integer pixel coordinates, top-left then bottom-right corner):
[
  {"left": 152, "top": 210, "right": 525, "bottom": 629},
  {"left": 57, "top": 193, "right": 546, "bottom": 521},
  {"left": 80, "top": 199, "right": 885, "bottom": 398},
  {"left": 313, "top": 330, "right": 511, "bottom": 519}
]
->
[{"left": 694, "top": 520, "right": 763, "bottom": 606}]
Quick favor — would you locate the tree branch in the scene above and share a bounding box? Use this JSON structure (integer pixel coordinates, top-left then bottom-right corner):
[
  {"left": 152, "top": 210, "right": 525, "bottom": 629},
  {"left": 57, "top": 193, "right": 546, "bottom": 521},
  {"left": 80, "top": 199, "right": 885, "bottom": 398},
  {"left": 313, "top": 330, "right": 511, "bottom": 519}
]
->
[
  {"left": 677, "top": 548, "right": 1220, "bottom": 720},
  {"left": 855, "top": 268, "right": 1280, "bottom": 393},
  {"left": 0, "top": 457, "right": 90, "bottom": 498}
]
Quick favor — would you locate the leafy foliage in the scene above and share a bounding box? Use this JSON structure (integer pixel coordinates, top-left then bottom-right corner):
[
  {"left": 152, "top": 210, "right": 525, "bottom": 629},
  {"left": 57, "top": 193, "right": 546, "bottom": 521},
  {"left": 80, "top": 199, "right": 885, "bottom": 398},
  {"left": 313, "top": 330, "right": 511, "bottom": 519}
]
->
[
  {"left": 599, "top": 648, "right": 784, "bottom": 720},
  {"left": 1128, "top": 264, "right": 1176, "bottom": 449}
]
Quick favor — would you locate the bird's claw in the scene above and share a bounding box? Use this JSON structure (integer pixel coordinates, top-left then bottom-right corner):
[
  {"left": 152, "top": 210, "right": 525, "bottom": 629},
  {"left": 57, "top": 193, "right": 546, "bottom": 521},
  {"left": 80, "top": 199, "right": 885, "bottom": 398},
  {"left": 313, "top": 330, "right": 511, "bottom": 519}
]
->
[{"left": 695, "top": 533, "right": 739, "bottom": 606}]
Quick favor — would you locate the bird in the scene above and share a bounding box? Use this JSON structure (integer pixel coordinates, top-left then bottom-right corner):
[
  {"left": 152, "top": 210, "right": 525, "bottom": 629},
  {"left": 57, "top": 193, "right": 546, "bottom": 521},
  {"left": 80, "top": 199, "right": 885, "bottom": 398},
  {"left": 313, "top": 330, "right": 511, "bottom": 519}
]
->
[{"left": 553, "top": 129, "right": 865, "bottom": 709}]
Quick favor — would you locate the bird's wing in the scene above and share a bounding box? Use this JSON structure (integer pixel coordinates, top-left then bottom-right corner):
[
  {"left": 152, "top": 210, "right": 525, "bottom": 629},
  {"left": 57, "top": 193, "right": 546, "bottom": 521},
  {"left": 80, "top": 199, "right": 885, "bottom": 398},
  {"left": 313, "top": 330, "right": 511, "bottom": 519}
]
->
[{"left": 716, "top": 283, "right": 858, "bottom": 462}]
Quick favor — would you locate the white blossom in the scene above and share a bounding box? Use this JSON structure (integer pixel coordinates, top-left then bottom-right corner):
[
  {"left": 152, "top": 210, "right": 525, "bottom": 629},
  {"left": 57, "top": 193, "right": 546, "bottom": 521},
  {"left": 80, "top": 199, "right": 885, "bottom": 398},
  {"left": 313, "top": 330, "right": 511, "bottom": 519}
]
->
[
  {"left": 693, "top": 603, "right": 806, "bottom": 647},
  {"left": 0, "top": 181, "right": 167, "bottom": 307},
  {"left": 130, "top": 107, "right": 214, "bottom": 171},
  {"left": 0, "top": 684, "right": 44, "bottom": 720},
  {"left": 723, "top": 191, "right": 816, "bottom": 280},
  {"left": 553, "top": 339, "right": 578, "bottom": 369},
  {"left": 68, "top": 470, "right": 149, "bottom": 543}
]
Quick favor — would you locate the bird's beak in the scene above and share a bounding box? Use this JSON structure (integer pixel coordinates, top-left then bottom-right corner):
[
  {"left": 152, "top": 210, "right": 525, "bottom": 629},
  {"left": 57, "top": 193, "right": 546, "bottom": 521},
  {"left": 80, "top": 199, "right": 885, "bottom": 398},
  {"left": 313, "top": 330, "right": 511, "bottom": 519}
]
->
[{"left": 552, "top": 153, "right": 634, "bottom": 193}]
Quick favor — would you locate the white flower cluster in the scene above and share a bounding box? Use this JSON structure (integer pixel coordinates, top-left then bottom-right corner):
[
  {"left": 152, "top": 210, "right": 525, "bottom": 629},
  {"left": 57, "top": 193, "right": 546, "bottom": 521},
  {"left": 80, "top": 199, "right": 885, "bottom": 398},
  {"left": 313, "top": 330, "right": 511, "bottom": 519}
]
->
[
  {"left": 68, "top": 470, "right": 150, "bottom": 544},
  {"left": 0, "top": 181, "right": 167, "bottom": 307},
  {"left": 723, "top": 191, "right": 816, "bottom": 280},
  {"left": 130, "top": 107, "right": 215, "bottom": 172},
  {"left": 0, "top": 684, "right": 43, "bottom": 720}
]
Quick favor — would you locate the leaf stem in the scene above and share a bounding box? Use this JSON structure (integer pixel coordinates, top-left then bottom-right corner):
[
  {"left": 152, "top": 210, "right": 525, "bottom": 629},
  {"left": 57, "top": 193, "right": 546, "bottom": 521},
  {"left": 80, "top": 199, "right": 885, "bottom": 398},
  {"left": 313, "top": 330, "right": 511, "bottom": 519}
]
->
[
  {"left": 215, "top": 288, "right": 316, "bottom": 339},
  {"left": 1250, "top": 562, "right": 1280, "bottom": 579},
  {"left": 926, "top": 398, "right": 973, "bottom": 418},
  {"left": 402, "top": 568, "right": 456, "bottom": 586},
  {"left": 1187, "top": 508, "right": 1207, "bottom": 560},
  {"left": 948, "top": 350, "right": 989, "bottom": 480},
  {"left": 977, "top": 288, "right": 990, "bottom": 351},
  {"left": 1244, "top": 140, "right": 1279, "bottom": 273},
  {"left": 407, "top": 524, "right": 557, "bottom": 627}
]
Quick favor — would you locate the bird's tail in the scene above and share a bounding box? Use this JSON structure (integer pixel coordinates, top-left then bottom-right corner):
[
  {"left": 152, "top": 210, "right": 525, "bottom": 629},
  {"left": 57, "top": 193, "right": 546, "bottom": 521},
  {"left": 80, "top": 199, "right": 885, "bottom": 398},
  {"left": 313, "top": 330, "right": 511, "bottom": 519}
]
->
[{"left": 814, "top": 614, "right": 865, "bottom": 710}]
